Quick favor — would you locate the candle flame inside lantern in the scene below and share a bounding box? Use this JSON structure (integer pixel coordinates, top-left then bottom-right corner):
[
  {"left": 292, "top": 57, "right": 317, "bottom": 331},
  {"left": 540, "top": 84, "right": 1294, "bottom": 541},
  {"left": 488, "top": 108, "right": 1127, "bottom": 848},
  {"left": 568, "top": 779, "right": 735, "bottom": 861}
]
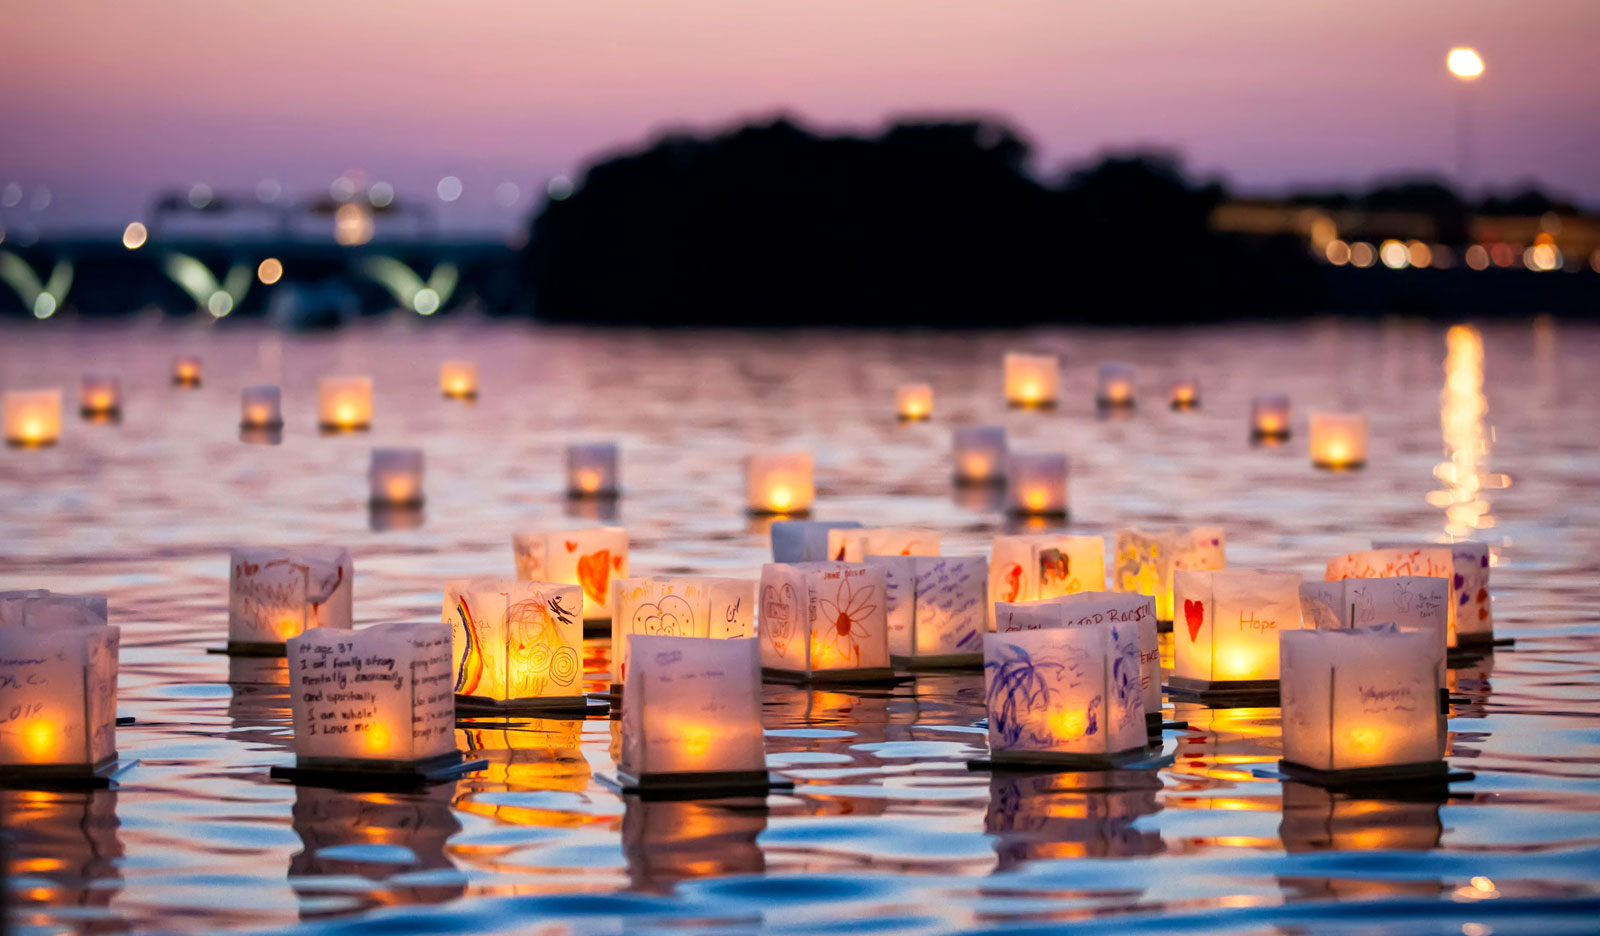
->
[
  {"left": 245, "top": 404, "right": 274, "bottom": 425},
  {"left": 23, "top": 720, "right": 57, "bottom": 761},
  {"left": 681, "top": 725, "right": 712, "bottom": 759},
  {"left": 364, "top": 723, "right": 391, "bottom": 755},
  {"left": 961, "top": 454, "right": 992, "bottom": 478},
  {"left": 1048, "top": 708, "right": 1090, "bottom": 741},
  {"left": 277, "top": 616, "right": 302, "bottom": 640},
  {"left": 1103, "top": 380, "right": 1132, "bottom": 404},
  {"left": 1020, "top": 381, "right": 1041, "bottom": 403},
  {"left": 1024, "top": 488, "right": 1049, "bottom": 512},
  {"left": 386, "top": 477, "right": 416, "bottom": 502},
  {"left": 768, "top": 485, "right": 794, "bottom": 513},
  {"left": 1171, "top": 383, "right": 1197, "bottom": 406},
  {"left": 575, "top": 469, "right": 602, "bottom": 494},
  {"left": 1218, "top": 647, "right": 1261, "bottom": 680},
  {"left": 1258, "top": 415, "right": 1282, "bottom": 433},
  {"left": 1347, "top": 727, "right": 1381, "bottom": 753}
]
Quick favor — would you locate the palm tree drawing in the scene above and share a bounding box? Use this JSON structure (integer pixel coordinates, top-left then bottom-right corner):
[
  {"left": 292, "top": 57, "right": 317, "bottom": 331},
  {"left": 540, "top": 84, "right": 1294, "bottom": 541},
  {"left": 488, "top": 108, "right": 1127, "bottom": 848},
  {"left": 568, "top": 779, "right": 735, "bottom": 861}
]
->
[{"left": 985, "top": 642, "right": 1066, "bottom": 746}]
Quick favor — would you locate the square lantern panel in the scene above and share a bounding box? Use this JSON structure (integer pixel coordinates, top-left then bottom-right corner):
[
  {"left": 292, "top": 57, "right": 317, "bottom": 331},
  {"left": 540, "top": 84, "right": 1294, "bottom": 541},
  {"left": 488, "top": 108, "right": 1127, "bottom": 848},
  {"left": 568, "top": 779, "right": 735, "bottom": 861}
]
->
[
  {"left": 369, "top": 448, "right": 425, "bottom": 507},
  {"left": 994, "top": 591, "right": 1161, "bottom": 725},
  {"left": 228, "top": 547, "right": 354, "bottom": 655},
  {"left": 1327, "top": 547, "right": 1461, "bottom": 648},
  {"left": 758, "top": 562, "right": 893, "bottom": 683},
  {"left": 770, "top": 520, "right": 861, "bottom": 563},
  {"left": 1280, "top": 627, "right": 1447, "bottom": 784},
  {"left": 439, "top": 360, "right": 478, "bottom": 399},
  {"left": 1005, "top": 453, "right": 1069, "bottom": 516},
  {"left": 827, "top": 527, "right": 940, "bottom": 563},
  {"left": 317, "top": 376, "right": 373, "bottom": 431},
  {"left": 745, "top": 451, "right": 814, "bottom": 515},
  {"left": 1113, "top": 527, "right": 1225, "bottom": 623},
  {"left": 3, "top": 388, "right": 62, "bottom": 448},
  {"left": 1170, "top": 569, "right": 1303, "bottom": 702},
  {"left": 1372, "top": 540, "right": 1492, "bottom": 647},
  {"left": 513, "top": 527, "right": 629, "bottom": 625},
  {"left": 1003, "top": 352, "right": 1059, "bottom": 408},
  {"left": 79, "top": 374, "right": 121, "bottom": 418},
  {"left": 612, "top": 576, "right": 755, "bottom": 690},
  {"left": 952, "top": 425, "right": 1007, "bottom": 485},
  {"left": 443, "top": 579, "right": 586, "bottom": 714},
  {"left": 240, "top": 385, "right": 284, "bottom": 429},
  {"left": 895, "top": 383, "right": 933, "bottom": 421},
  {"left": 988, "top": 534, "right": 1106, "bottom": 628},
  {"left": 1309, "top": 411, "right": 1368, "bottom": 469},
  {"left": 868, "top": 555, "right": 987, "bottom": 668},
  {"left": 1300, "top": 576, "right": 1449, "bottom": 684},
  {"left": 0, "top": 592, "right": 119, "bottom": 779},
  {"left": 978, "top": 621, "right": 1148, "bottom": 769},
  {"left": 566, "top": 443, "right": 620, "bottom": 498}
]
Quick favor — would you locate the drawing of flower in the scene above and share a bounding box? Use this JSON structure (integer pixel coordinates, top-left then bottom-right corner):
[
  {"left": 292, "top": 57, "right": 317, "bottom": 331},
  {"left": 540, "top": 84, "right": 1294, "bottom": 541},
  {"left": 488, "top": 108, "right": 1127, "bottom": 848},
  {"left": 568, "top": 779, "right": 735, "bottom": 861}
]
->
[{"left": 817, "top": 576, "right": 878, "bottom": 666}]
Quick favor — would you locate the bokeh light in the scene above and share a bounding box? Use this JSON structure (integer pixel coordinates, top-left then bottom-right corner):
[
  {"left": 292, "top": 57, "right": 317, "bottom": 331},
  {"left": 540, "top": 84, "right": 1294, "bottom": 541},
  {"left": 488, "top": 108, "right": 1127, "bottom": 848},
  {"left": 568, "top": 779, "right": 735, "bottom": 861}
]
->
[
  {"left": 1379, "top": 239, "right": 1409, "bottom": 269},
  {"left": 1406, "top": 240, "right": 1432, "bottom": 268},
  {"left": 437, "top": 176, "right": 464, "bottom": 202},
  {"left": 494, "top": 182, "right": 522, "bottom": 207},
  {"left": 257, "top": 257, "right": 283, "bottom": 284},
  {"left": 334, "top": 203, "right": 374, "bottom": 246},
  {"left": 1447, "top": 47, "right": 1485, "bottom": 80},
  {"left": 122, "top": 221, "right": 148, "bottom": 250},
  {"left": 207, "top": 290, "right": 233, "bottom": 317},
  {"left": 1465, "top": 245, "right": 1490, "bottom": 270},
  {"left": 187, "top": 183, "right": 213, "bottom": 209},
  {"left": 256, "top": 178, "right": 282, "bottom": 203},
  {"left": 1324, "top": 239, "right": 1350, "bottom": 265},
  {"left": 368, "top": 181, "right": 395, "bottom": 207},
  {"left": 547, "top": 176, "right": 574, "bottom": 200},
  {"left": 32, "top": 294, "right": 56, "bottom": 319},
  {"left": 413, "top": 287, "right": 441, "bottom": 315},
  {"left": 1349, "top": 242, "right": 1376, "bottom": 268}
]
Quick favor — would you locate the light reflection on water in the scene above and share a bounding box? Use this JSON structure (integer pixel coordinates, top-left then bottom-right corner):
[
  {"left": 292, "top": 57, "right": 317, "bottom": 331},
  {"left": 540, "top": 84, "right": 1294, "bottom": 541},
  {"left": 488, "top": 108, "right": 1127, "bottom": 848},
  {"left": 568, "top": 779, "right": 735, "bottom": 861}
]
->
[{"left": 2, "top": 319, "right": 1600, "bottom": 935}]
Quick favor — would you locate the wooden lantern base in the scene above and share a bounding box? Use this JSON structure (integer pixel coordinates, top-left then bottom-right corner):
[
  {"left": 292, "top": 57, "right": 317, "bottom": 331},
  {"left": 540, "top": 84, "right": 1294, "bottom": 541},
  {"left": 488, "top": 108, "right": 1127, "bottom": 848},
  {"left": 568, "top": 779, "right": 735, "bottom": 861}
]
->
[
  {"left": 1005, "top": 508, "right": 1069, "bottom": 520},
  {"left": 455, "top": 694, "right": 609, "bottom": 718},
  {"left": 0, "top": 754, "right": 129, "bottom": 789},
  {"left": 1312, "top": 459, "right": 1367, "bottom": 471},
  {"left": 208, "top": 642, "right": 289, "bottom": 658},
  {"left": 600, "top": 768, "right": 795, "bottom": 801},
  {"left": 1155, "top": 618, "right": 1173, "bottom": 634},
  {"left": 761, "top": 666, "right": 908, "bottom": 687},
  {"left": 269, "top": 750, "right": 485, "bottom": 790},
  {"left": 968, "top": 743, "right": 1158, "bottom": 773},
  {"left": 893, "top": 652, "right": 982, "bottom": 672},
  {"left": 318, "top": 422, "right": 371, "bottom": 434},
  {"left": 1165, "top": 676, "right": 1281, "bottom": 707},
  {"left": 1006, "top": 400, "right": 1058, "bottom": 411},
  {"left": 1278, "top": 759, "right": 1472, "bottom": 792}
]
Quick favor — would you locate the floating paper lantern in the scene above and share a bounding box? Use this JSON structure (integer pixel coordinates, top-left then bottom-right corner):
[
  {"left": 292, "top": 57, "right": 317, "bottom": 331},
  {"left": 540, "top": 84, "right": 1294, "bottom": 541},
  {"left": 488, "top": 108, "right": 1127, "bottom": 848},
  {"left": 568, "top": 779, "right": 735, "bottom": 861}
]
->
[
  {"left": 771, "top": 520, "right": 861, "bottom": 563},
  {"left": 79, "top": 374, "right": 121, "bottom": 418},
  {"left": 1251, "top": 394, "right": 1291, "bottom": 440},
  {"left": 512, "top": 527, "right": 629, "bottom": 622},
  {"left": 0, "top": 591, "right": 119, "bottom": 778},
  {"left": 980, "top": 618, "right": 1147, "bottom": 768},
  {"left": 369, "top": 447, "right": 424, "bottom": 507},
  {"left": 993, "top": 591, "right": 1161, "bottom": 724},
  {"left": 988, "top": 534, "right": 1106, "bottom": 625},
  {"left": 439, "top": 360, "right": 477, "bottom": 399},
  {"left": 318, "top": 376, "right": 373, "bottom": 431},
  {"left": 1170, "top": 569, "right": 1303, "bottom": 699},
  {"left": 1309, "top": 411, "right": 1367, "bottom": 469},
  {"left": 1300, "top": 576, "right": 1449, "bottom": 681},
  {"left": 3, "top": 388, "right": 62, "bottom": 447},
  {"left": 284, "top": 621, "right": 464, "bottom": 775},
  {"left": 1372, "top": 540, "right": 1492, "bottom": 648},
  {"left": 1280, "top": 627, "right": 1446, "bottom": 782},
  {"left": 1005, "top": 452, "right": 1068, "bottom": 516},
  {"left": 867, "top": 554, "right": 987, "bottom": 667},
  {"left": 1326, "top": 546, "right": 1462, "bottom": 647},
  {"left": 618, "top": 634, "right": 774, "bottom": 794},
  {"left": 443, "top": 579, "right": 585, "bottom": 712},
  {"left": 1113, "top": 526, "right": 1225, "bottom": 622},
  {"left": 952, "top": 425, "right": 1007, "bottom": 485},
  {"left": 240, "top": 385, "right": 284, "bottom": 429},
  {"left": 759, "top": 562, "right": 892, "bottom": 682},
  {"left": 745, "top": 451, "right": 813, "bottom": 515},
  {"left": 1096, "top": 363, "right": 1136, "bottom": 408},
  {"left": 1170, "top": 378, "right": 1200, "bottom": 410},
  {"left": 1004, "top": 352, "right": 1059, "bottom": 408},
  {"left": 228, "top": 547, "right": 353, "bottom": 654},
  {"left": 826, "top": 526, "right": 940, "bottom": 563},
  {"left": 172, "top": 355, "right": 202, "bottom": 387},
  {"left": 566, "top": 443, "right": 619, "bottom": 498},
  {"left": 612, "top": 575, "right": 754, "bottom": 688},
  {"left": 895, "top": 383, "right": 933, "bottom": 421}
]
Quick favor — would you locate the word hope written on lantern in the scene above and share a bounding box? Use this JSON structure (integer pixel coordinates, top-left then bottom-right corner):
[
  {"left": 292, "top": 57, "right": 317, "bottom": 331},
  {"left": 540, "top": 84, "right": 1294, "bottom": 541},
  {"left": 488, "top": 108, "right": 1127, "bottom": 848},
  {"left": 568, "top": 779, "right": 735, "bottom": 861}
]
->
[
  {"left": 745, "top": 451, "right": 813, "bottom": 515},
  {"left": 440, "top": 360, "right": 477, "bottom": 399},
  {"left": 3, "top": 388, "right": 62, "bottom": 447},
  {"left": 318, "top": 376, "right": 373, "bottom": 431},
  {"left": 619, "top": 635, "right": 767, "bottom": 789},
  {"left": 240, "top": 385, "right": 284, "bottom": 429},
  {"left": 444, "top": 579, "right": 583, "bottom": 707},
  {"left": 566, "top": 443, "right": 619, "bottom": 498},
  {"left": 1096, "top": 363, "right": 1136, "bottom": 408},
  {"left": 952, "top": 425, "right": 1007, "bottom": 484},
  {"left": 228, "top": 546, "right": 353, "bottom": 652},
  {"left": 0, "top": 590, "right": 119, "bottom": 775},
  {"left": 513, "top": 527, "right": 629, "bottom": 622},
  {"left": 613, "top": 575, "right": 754, "bottom": 688},
  {"left": 759, "top": 561, "right": 892, "bottom": 681},
  {"left": 369, "top": 448, "right": 424, "bottom": 507},
  {"left": 1004, "top": 352, "right": 1059, "bottom": 408},
  {"left": 995, "top": 591, "right": 1162, "bottom": 724},
  {"left": 172, "top": 356, "right": 202, "bottom": 387},
  {"left": 896, "top": 383, "right": 933, "bottom": 421},
  {"left": 867, "top": 554, "right": 987, "bottom": 666},
  {"left": 79, "top": 374, "right": 121, "bottom": 418},
  {"left": 1005, "top": 452, "right": 1068, "bottom": 516},
  {"left": 1310, "top": 411, "right": 1368, "bottom": 469},
  {"left": 1171, "top": 569, "right": 1303, "bottom": 694},
  {"left": 1251, "top": 394, "right": 1291, "bottom": 440}
]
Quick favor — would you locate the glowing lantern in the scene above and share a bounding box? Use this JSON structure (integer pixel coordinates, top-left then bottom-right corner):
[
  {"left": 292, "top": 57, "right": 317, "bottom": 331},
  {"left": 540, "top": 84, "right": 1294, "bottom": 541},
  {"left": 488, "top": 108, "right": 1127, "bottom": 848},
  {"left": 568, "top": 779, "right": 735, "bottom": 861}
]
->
[
  {"left": 1096, "top": 363, "right": 1136, "bottom": 408},
  {"left": 512, "top": 526, "right": 629, "bottom": 624},
  {"left": 79, "top": 374, "right": 121, "bottom": 418},
  {"left": 770, "top": 520, "right": 861, "bottom": 562},
  {"left": 867, "top": 554, "right": 987, "bottom": 667},
  {"left": 1300, "top": 575, "right": 1449, "bottom": 682},
  {"left": 1113, "top": 526, "right": 1225, "bottom": 622},
  {"left": 895, "top": 383, "right": 933, "bottom": 421},
  {"left": 566, "top": 443, "right": 619, "bottom": 498},
  {"left": 758, "top": 562, "right": 893, "bottom": 682},
  {"left": 994, "top": 591, "right": 1161, "bottom": 726},
  {"left": 826, "top": 526, "right": 940, "bottom": 562},
  {"left": 443, "top": 579, "right": 585, "bottom": 712},
  {"left": 1372, "top": 540, "right": 1492, "bottom": 648},
  {"left": 317, "top": 376, "right": 373, "bottom": 431},
  {"left": 369, "top": 447, "right": 424, "bottom": 507},
  {"left": 3, "top": 388, "right": 62, "bottom": 447},
  {"left": 952, "top": 425, "right": 1007, "bottom": 484},
  {"left": 1280, "top": 626, "right": 1446, "bottom": 782},
  {"left": 1004, "top": 352, "right": 1059, "bottom": 408},
  {"left": 439, "top": 360, "right": 477, "bottom": 399},
  {"left": 240, "top": 385, "right": 283, "bottom": 429},
  {"left": 1005, "top": 452, "right": 1068, "bottom": 516},
  {"left": 1251, "top": 394, "right": 1291, "bottom": 440},
  {"left": 745, "top": 451, "right": 813, "bottom": 515},
  {"left": 1170, "top": 378, "right": 1200, "bottom": 410},
  {"left": 1309, "top": 411, "right": 1368, "bottom": 469},
  {"left": 0, "top": 591, "right": 119, "bottom": 779},
  {"left": 172, "top": 356, "right": 202, "bottom": 387},
  {"left": 988, "top": 534, "right": 1106, "bottom": 627},
  {"left": 282, "top": 622, "right": 470, "bottom": 778},
  {"left": 612, "top": 576, "right": 754, "bottom": 689},
  {"left": 1170, "top": 569, "right": 1303, "bottom": 700},
  {"left": 617, "top": 635, "right": 780, "bottom": 795},
  {"left": 228, "top": 547, "right": 353, "bottom": 653},
  {"left": 980, "top": 619, "right": 1147, "bottom": 768}
]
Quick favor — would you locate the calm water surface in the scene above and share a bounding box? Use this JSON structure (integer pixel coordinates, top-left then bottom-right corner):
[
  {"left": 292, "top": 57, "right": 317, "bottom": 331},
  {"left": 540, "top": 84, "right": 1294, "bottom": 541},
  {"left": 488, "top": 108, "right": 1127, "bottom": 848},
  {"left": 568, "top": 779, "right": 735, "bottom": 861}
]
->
[{"left": 2, "top": 318, "right": 1599, "bottom": 936}]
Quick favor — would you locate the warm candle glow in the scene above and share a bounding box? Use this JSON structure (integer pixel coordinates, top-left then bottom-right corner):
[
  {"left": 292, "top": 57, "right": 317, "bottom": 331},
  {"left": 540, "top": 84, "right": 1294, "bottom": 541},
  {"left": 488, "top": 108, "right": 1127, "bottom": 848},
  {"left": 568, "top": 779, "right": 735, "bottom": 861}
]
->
[
  {"left": 1447, "top": 46, "right": 1484, "bottom": 81},
  {"left": 3, "top": 388, "right": 63, "bottom": 447},
  {"left": 1251, "top": 394, "right": 1291, "bottom": 439},
  {"left": 1024, "top": 487, "right": 1048, "bottom": 512},
  {"left": 1004, "top": 352, "right": 1059, "bottom": 408},
  {"left": 576, "top": 469, "right": 602, "bottom": 493},
  {"left": 1096, "top": 363, "right": 1136, "bottom": 407},
  {"left": 1310, "top": 412, "right": 1368, "bottom": 469},
  {"left": 565, "top": 443, "right": 619, "bottom": 497},
  {"left": 746, "top": 451, "right": 813, "bottom": 515},
  {"left": 1170, "top": 378, "right": 1199, "bottom": 409},
  {"left": 365, "top": 723, "right": 392, "bottom": 754},
  {"left": 952, "top": 425, "right": 1007, "bottom": 484},
  {"left": 239, "top": 385, "right": 283, "bottom": 429},
  {"left": 895, "top": 383, "right": 933, "bottom": 421},
  {"left": 22, "top": 720, "right": 58, "bottom": 762},
  {"left": 318, "top": 377, "right": 373, "bottom": 430},
  {"left": 768, "top": 485, "right": 793, "bottom": 512},
  {"left": 440, "top": 360, "right": 478, "bottom": 398},
  {"left": 172, "top": 356, "right": 202, "bottom": 386},
  {"left": 370, "top": 447, "right": 425, "bottom": 506},
  {"left": 79, "top": 375, "right": 121, "bottom": 416},
  {"left": 1005, "top": 452, "right": 1068, "bottom": 516}
]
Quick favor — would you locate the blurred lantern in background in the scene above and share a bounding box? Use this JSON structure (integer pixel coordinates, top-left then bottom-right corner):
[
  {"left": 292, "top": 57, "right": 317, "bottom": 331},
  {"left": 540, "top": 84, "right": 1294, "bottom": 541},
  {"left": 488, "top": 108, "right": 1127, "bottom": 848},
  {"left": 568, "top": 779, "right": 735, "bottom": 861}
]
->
[
  {"left": 79, "top": 374, "right": 121, "bottom": 419},
  {"left": 952, "top": 425, "right": 1007, "bottom": 485},
  {"left": 1170, "top": 377, "right": 1200, "bottom": 410},
  {"left": 317, "top": 377, "right": 373, "bottom": 431},
  {"left": 1004, "top": 352, "right": 1059, "bottom": 408},
  {"left": 4, "top": 388, "right": 62, "bottom": 447},
  {"left": 566, "top": 443, "right": 619, "bottom": 498},
  {"left": 1096, "top": 363, "right": 1136, "bottom": 409},
  {"left": 744, "top": 451, "right": 813, "bottom": 515},
  {"left": 1310, "top": 412, "right": 1368, "bottom": 469},
  {"left": 370, "top": 447, "right": 425, "bottom": 507},
  {"left": 440, "top": 361, "right": 477, "bottom": 399},
  {"left": 240, "top": 385, "right": 284, "bottom": 429},
  {"left": 172, "top": 356, "right": 202, "bottom": 387},
  {"left": 896, "top": 383, "right": 933, "bottom": 421},
  {"left": 1004, "top": 452, "right": 1068, "bottom": 517},
  {"left": 1251, "top": 394, "right": 1292, "bottom": 441}
]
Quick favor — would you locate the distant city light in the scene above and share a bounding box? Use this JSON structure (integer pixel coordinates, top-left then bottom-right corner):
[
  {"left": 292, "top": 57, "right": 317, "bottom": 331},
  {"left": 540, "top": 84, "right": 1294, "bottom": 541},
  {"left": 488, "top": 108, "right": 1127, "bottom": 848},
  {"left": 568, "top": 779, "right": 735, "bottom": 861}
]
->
[
  {"left": 1324, "top": 239, "right": 1350, "bottom": 266},
  {"left": 1591, "top": 250, "right": 1600, "bottom": 274},
  {"left": 122, "top": 222, "right": 148, "bottom": 250},
  {"left": 0, "top": 182, "right": 20, "bottom": 207},
  {"left": 257, "top": 257, "right": 284, "bottom": 284},
  {"left": 1526, "top": 244, "right": 1560, "bottom": 272},
  {"left": 256, "top": 178, "right": 283, "bottom": 203},
  {"left": 29, "top": 186, "right": 51, "bottom": 211},
  {"left": 368, "top": 181, "right": 395, "bottom": 207},
  {"left": 188, "top": 183, "right": 213, "bottom": 209},
  {"left": 330, "top": 176, "right": 358, "bottom": 202},
  {"left": 1350, "top": 242, "right": 1377, "bottom": 268},
  {"left": 1379, "top": 239, "right": 1409, "bottom": 269},
  {"left": 207, "top": 290, "right": 233, "bottom": 317},
  {"left": 547, "top": 175, "right": 574, "bottom": 200},
  {"left": 1448, "top": 47, "right": 1485, "bottom": 81},
  {"left": 1406, "top": 240, "right": 1432, "bottom": 268},
  {"left": 413, "top": 287, "right": 441, "bottom": 315},
  {"left": 334, "top": 203, "right": 374, "bottom": 246},
  {"left": 1489, "top": 243, "right": 1515, "bottom": 267},
  {"left": 494, "top": 182, "right": 521, "bottom": 207},
  {"left": 33, "top": 294, "right": 56, "bottom": 319},
  {"left": 1465, "top": 245, "right": 1489, "bottom": 270},
  {"left": 1431, "top": 245, "right": 1454, "bottom": 269},
  {"left": 436, "top": 176, "right": 463, "bottom": 202}
]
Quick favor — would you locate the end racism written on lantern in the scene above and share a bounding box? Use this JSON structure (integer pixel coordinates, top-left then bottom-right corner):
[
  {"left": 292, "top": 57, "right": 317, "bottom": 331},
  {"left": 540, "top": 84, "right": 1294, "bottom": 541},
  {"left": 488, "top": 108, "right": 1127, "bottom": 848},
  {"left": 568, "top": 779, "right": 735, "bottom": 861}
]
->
[
  {"left": 611, "top": 575, "right": 754, "bottom": 693},
  {"left": 995, "top": 591, "right": 1162, "bottom": 731},
  {"left": 1170, "top": 569, "right": 1303, "bottom": 702},
  {"left": 0, "top": 591, "right": 120, "bottom": 780},
  {"left": 866, "top": 554, "right": 988, "bottom": 669},
  {"left": 758, "top": 562, "right": 894, "bottom": 683},
  {"left": 227, "top": 547, "right": 353, "bottom": 655},
  {"left": 443, "top": 580, "right": 589, "bottom": 715},
  {"left": 513, "top": 527, "right": 629, "bottom": 626}
]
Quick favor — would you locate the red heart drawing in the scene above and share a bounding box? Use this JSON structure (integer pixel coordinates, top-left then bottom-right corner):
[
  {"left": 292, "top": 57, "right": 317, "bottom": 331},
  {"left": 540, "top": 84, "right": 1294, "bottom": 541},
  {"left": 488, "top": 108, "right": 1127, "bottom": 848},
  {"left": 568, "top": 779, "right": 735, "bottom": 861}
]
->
[
  {"left": 577, "top": 549, "right": 611, "bottom": 604},
  {"left": 564, "top": 540, "right": 579, "bottom": 553},
  {"left": 1183, "top": 599, "right": 1204, "bottom": 642},
  {"left": 612, "top": 555, "right": 623, "bottom": 571}
]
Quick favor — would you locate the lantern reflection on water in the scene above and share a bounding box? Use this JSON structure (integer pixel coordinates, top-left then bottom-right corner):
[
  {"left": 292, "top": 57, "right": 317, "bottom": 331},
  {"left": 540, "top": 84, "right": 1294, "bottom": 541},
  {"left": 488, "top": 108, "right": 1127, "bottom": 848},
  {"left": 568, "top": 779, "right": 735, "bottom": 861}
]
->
[
  {"left": 512, "top": 526, "right": 629, "bottom": 624},
  {"left": 624, "top": 795, "right": 768, "bottom": 892},
  {"left": 227, "top": 546, "right": 353, "bottom": 654},
  {"left": 987, "top": 771, "right": 1164, "bottom": 867},
  {"left": 443, "top": 579, "right": 586, "bottom": 713},
  {"left": 0, "top": 787, "right": 124, "bottom": 917},
  {"left": 1004, "top": 352, "right": 1059, "bottom": 408},
  {"left": 0, "top": 591, "right": 119, "bottom": 779},
  {"left": 952, "top": 424, "right": 1007, "bottom": 485},
  {"left": 745, "top": 451, "right": 813, "bottom": 515},
  {"left": 759, "top": 561, "right": 893, "bottom": 683},
  {"left": 612, "top": 575, "right": 754, "bottom": 691},
  {"left": 3, "top": 388, "right": 62, "bottom": 447},
  {"left": 1170, "top": 569, "right": 1302, "bottom": 701}
]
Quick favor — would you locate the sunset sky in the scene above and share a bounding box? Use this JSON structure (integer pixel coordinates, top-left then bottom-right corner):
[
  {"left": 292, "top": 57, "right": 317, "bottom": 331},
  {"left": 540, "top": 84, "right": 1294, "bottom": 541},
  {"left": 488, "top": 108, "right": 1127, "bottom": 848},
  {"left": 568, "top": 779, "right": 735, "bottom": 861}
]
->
[{"left": 2, "top": 0, "right": 1597, "bottom": 233}]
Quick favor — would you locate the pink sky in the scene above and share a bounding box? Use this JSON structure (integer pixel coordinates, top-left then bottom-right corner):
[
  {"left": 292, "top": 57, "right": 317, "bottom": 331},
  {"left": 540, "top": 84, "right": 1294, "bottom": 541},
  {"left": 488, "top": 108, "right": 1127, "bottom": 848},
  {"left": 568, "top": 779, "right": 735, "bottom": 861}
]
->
[{"left": 2, "top": 0, "right": 1597, "bottom": 232}]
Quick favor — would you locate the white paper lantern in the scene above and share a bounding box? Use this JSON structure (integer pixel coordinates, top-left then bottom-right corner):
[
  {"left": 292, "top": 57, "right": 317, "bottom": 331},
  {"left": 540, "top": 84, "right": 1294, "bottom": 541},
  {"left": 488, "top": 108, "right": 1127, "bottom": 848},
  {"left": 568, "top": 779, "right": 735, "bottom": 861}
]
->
[
  {"left": 1251, "top": 394, "right": 1291, "bottom": 439},
  {"left": 318, "top": 376, "right": 373, "bottom": 431},
  {"left": 1171, "top": 569, "right": 1303, "bottom": 697},
  {"left": 286, "top": 621, "right": 459, "bottom": 770},
  {"left": 79, "top": 374, "right": 121, "bottom": 418},
  {"left": 952, "top": 425, "right": 1007, "bottom": 485},
  {"left": 826, "top": 526, "right": 940, "bottom": 563},
  {"left": 1309, "top": 411, "right": 1368, "bottom": 469},
  {"left": 443, "top": 579, "right": 584, "bottom": 710},
  {"left": 240, "top": 385, "right": 284, "bottom": 429},
  {"left": 3, "top": 388, "right": 62, "bottom": 447},
  {"left": 770, "top": 520, "right": 861, "bottom": 563},
  {"left": 993, "top": 591, "right": 1162, "bottom": 722},
  {"left": 1327, "top": 546, "right": 1463, "bottom": 647},
  {"left": 369, "top": 447, "right": 424, "bottom": 507},
  {"left": 745, "top": 451, "right": 813, "bottom": 515},
  {"left": 1371, "top": 540, "right": 1492, "bottom": 647},
  {"left": 1005, "top": 452, "right": 1068, "bottom": 516},
  {"left": 1280, "top": 627, "right": 1446, "bottom": 780},
  {"left": 988, "top": 534, "right": 1106, "bottom": 626},
  {"left": 1169, "top": 377, "right": 1200, "bottom": 410},
  {"left": 1004, "top": 352, "right": 1059, "bottom": 408},
  {"left": 981, "top": 620, "right": 1147, "bottom": 767},
  {"left": 0, "top": 592, "right": 119, "bottom": 777},
  {"left": 612, "top": 575, "right": 755, "bottom": 688},
  {"left": 896, "top": 383, "right": 933, "bottom": 421},
  {"left": 228, "top": 547, "right": 353, "bottom": 653},
  {"left": 1300, "top": 576, "right": 1449, "bottom": 683},
  {"left": 867, "top": 554, "right": 987, "bottom": 666},
  {"left": 512, "top": 527, "right": 629, "bottom": 623},
  {"left": 1096, "top": 363, "right": 1136, "bottom": 407},
  {"left": 439, "top": 360, "right": 477, "bottom": 399},
  {"left": 566, "top": 443, "right": 619, "bottom": 498},
  {"left": 758, "top": 562, "right": 893, "bottom": 681},
  {"left": 1113, "top": 526, "right": 1225, "bottom": 622},
  {"left": 172, "top": 355, "right": 202, "bottom": 387}
]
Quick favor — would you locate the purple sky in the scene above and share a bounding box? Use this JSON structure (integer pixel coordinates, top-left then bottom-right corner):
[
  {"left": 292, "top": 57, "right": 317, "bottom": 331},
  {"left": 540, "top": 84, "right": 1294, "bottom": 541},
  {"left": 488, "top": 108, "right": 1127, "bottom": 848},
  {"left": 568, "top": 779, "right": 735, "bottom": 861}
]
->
[{"left": 3, "top": 0, "right": 1598, "bottom": 234}]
